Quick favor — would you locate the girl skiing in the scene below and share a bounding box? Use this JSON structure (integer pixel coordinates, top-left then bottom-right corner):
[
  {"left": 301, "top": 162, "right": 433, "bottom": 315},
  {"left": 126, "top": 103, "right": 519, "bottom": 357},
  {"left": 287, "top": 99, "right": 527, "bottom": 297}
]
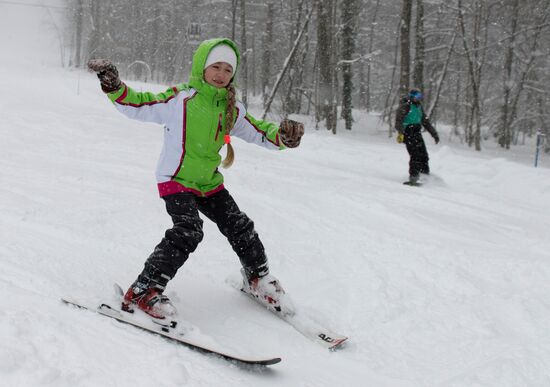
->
[{"left": 88, "top": 38, "right": 304, "bottom": 319}]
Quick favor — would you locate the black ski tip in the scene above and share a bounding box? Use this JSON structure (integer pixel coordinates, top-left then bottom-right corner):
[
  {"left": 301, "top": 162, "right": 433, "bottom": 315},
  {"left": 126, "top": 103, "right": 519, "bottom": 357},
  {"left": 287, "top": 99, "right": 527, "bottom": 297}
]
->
[
  {"left": 190, "top": 350, "right": 281, "bottom": 367},
  {"left": 207, "top": 353, "right": 281, "bottom": 367},
  {"left": 246, "top": 357, "right": 282, "bottom": 366},
  {"left": 60, "top": 298, "right": 88, "bottom": 310},
  {"left": 262, "top": 357, "right": 282, "bottom": 366}
]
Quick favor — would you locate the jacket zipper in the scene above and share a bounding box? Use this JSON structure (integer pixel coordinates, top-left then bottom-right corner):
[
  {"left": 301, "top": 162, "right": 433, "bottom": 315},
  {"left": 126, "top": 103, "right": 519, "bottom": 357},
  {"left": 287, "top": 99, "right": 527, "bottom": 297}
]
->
[{"left": 214, "top": 112, "right": 222, "bottom": 141}]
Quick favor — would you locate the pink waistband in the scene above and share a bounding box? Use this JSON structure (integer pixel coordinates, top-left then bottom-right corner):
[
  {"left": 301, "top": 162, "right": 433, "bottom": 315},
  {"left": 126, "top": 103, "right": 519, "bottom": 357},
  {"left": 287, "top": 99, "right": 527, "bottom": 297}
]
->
[{"left": 157, "top": 181, "right": 225, "bottom": 198}]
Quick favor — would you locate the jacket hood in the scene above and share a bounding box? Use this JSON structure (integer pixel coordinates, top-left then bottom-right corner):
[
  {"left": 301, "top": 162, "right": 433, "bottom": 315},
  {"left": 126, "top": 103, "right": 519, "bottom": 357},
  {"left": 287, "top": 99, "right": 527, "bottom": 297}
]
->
[{"left": 189, "top": 38, "right": 240, "bottom": 92}]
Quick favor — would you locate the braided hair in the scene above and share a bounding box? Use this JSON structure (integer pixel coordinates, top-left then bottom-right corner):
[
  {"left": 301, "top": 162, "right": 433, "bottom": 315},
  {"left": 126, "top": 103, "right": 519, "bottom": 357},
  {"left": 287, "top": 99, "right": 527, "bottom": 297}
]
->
[{"left": 221, "top": 83, "right": 236, "bottom": 168}]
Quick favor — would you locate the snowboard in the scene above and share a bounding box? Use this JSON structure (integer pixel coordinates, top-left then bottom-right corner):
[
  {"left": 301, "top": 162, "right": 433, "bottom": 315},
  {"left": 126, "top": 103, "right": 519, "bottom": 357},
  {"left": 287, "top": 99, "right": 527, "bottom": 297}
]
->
[
  {"left": 61, "top": 297, "right": 281, "bottom": 367},
  {"left": 403, "top": 180, "right": 422, "bottom": 186}
]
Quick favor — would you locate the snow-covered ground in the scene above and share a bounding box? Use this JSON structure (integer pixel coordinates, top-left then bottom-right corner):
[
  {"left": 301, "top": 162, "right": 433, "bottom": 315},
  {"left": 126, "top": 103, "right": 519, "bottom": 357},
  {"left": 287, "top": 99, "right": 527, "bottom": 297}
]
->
[{"left": 2, "top": 3, "right": 550, "bottom": 387}]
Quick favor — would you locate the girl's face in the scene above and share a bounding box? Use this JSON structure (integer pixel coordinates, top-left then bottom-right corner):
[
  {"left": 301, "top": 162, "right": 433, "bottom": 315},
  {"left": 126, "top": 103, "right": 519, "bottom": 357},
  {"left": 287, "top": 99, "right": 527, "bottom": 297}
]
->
[{"left": 204, "top": 62, "right": 233, "bottom": 88}]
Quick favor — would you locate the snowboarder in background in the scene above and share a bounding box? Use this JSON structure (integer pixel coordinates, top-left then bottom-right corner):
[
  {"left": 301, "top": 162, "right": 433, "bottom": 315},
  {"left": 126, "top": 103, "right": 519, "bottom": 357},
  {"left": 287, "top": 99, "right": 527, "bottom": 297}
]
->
[
  {"left": 395, "top": 88, "right": 439, "bottom": 185},
  {"left": 88, "top": 38, "right": 304, "bottom": 319}
]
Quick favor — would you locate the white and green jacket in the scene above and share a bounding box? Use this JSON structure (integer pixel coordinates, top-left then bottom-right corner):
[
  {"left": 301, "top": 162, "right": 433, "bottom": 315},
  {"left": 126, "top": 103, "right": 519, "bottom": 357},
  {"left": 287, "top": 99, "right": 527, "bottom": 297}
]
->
[{"left": 106, "top": 38, "right": 285, "bottom": 197}]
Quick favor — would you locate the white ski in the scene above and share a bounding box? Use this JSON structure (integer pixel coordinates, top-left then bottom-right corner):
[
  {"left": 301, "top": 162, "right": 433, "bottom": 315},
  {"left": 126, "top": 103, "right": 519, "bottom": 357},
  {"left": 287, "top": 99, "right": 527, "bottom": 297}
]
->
[
  {"left": 61, "top": 297, "right": 281, "bottom": 366},
  {"left": 227, "top": 277, "right": 348, "bottom": 350}
]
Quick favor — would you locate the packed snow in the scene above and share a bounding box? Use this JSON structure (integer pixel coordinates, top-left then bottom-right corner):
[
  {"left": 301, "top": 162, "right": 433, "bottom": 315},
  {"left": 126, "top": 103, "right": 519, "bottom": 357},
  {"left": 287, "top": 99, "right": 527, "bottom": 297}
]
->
[{"left": 2, "top": 2, "right": 550, "bottom": 387}]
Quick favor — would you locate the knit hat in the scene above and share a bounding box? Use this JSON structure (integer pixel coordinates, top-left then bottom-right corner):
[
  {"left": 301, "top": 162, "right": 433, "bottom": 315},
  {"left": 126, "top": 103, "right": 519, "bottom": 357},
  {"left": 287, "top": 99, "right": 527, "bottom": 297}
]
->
[
  {"left": 409, "top": 88, "right": 423, "bottom": 100},
  {"left": 204, "top": 44, "right": 237, "bottom": 75}
]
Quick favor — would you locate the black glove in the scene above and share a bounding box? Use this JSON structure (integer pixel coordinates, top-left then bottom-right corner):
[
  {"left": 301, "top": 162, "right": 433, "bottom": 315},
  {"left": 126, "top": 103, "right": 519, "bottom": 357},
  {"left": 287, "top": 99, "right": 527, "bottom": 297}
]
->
[
  {"left": 280, "top": 119, "right": 304, "bottom": 148},
  {"left": 433, "top": 133, "right": 440, "bottom": 144},
  {"left": 87, "top": 59, "right": 122, "bottom": 93}
]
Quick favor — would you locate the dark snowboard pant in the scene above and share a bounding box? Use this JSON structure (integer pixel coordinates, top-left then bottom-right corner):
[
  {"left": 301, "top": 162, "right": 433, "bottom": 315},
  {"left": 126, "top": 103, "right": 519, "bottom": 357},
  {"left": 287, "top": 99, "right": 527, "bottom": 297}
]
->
[
  {"left": 135, "top": 189, "right": 268, "bottom": 291},
  {"left": 404, "top": 124, "right": 430, "bottom": 178}
]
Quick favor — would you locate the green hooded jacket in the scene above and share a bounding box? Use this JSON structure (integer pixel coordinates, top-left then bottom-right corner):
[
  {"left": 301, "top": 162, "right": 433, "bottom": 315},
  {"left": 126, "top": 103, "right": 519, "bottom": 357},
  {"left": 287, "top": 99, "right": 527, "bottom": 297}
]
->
[{"left": 106, "top": 38, "right": 284, "bottom": 197}]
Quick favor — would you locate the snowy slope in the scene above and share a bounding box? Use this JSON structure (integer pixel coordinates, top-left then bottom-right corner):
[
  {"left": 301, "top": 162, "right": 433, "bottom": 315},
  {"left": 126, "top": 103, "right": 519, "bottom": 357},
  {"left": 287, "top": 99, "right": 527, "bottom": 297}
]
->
[{"left": 3, "top": 3, "right": 550, "bottom": 387}]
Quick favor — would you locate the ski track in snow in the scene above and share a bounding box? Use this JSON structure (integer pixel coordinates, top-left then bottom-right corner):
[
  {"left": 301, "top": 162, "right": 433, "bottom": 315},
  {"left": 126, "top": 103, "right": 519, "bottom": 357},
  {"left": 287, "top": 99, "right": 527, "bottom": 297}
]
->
[{"left": 2, "top": 3, "right": 550, "bottom": 387}]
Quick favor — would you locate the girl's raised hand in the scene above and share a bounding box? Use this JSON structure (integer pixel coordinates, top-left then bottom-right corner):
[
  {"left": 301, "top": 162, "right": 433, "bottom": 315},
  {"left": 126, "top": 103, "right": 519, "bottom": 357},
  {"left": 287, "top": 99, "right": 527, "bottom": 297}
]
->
[
  {"left": 280, "top": 119, "right": 304, "bottom": 148},
  {"left": 87, "top": 59, "right": 122, "bottom": 93}
]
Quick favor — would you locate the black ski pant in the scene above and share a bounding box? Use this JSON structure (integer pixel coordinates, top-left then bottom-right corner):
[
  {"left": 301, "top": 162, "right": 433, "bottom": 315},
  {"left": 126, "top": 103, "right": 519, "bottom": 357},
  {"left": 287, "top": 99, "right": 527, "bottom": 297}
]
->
[
  {"left": 135, "top": 189, "right": 268, "bottom": 290},
  {"left": 404, "top": 124, "right": 430, "bottom": 178}
]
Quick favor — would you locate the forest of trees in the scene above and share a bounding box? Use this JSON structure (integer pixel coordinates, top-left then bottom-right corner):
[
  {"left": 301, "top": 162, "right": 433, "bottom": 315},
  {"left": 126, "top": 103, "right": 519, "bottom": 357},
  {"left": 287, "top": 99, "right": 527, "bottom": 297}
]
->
[{"left": 62, "top": 0, "right": 550, "bottom": 152}]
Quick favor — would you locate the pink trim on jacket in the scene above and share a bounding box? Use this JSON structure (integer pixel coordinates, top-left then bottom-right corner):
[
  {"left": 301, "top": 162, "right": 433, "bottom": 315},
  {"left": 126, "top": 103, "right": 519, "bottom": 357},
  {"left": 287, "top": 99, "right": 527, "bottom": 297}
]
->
[
  {"left": 243, "top": 114, "right": 281, "bottom": 147},
  {"left": 157, "top": 181, "right": 225, "bottom": 197}
]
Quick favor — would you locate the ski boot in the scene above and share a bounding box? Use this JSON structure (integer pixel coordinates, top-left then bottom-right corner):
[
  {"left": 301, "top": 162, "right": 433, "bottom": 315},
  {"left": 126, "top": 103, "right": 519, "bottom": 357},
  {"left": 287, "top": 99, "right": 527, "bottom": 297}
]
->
[
  {"left": 122, "top": 284, "right": 177, "bottom": 320},
  {"left": 240, "top": 269, "right": 295, "bottom": 317}
]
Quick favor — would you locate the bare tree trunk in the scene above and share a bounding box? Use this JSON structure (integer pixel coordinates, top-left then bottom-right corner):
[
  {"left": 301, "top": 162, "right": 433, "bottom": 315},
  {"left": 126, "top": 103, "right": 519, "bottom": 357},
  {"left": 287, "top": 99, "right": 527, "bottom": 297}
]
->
[
  {"left": 73, "top": 0, "right": 83, "bottom": 68},
  {"left": 88, "top": 0, "right": 102, "bottom": 59},
  {"left": 316, "top": 0, "right": 337, "bottom": 133},
  {"left": 341, "top": 0, "right": 357, "bottom": 130},
  {"left": 282, "top": 0, "right": 307, "bottom": 115},
  {"left": 451, "top": 73, "right": 462, "bottom": 143},
  {"left": 507, "top": 9, "right": 548, "bottom": 145},
  {"left": 231, "top": 0, "right": 238, "bottom": 41},
  {"left": 130, "top": 5, "right": 145, "bottom": 80},
  {"left": 412, "top": 0, "right": 424, "bottom": 90},
  {"left": 427, "top": 31, "right": 457, "bottom": 118},
  {"left": 239, "top": 0, "right": 248, "bottom": 105},
  {"left": 262, "top": 2, "right": 274, "bottom": 105},
  {"left": 499, "top": 0, "right": 520, "bottom": 149},
  {"left": 457, "top": 0, "right": 483, "bottom": 151},
  {"left": 383, "top": 21, "right": 401, "bottom": 136},
  {"left": 399, "top": 0, "right": 412, "bottom": 96},
  {"left": 251, "top": 34, "right": 257, "bottom": 96},
  {"left": 330, "top": 0, "right": 339, "bottom": 134},
  {"left": 261, "top": 5, "right": 314, "bottom": 120},
  {"left": 149, "top": 3, "right": 161, "bottom": 81},
  {"left": 364, "top": 0, "right": 380, "bottom": 112}
]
